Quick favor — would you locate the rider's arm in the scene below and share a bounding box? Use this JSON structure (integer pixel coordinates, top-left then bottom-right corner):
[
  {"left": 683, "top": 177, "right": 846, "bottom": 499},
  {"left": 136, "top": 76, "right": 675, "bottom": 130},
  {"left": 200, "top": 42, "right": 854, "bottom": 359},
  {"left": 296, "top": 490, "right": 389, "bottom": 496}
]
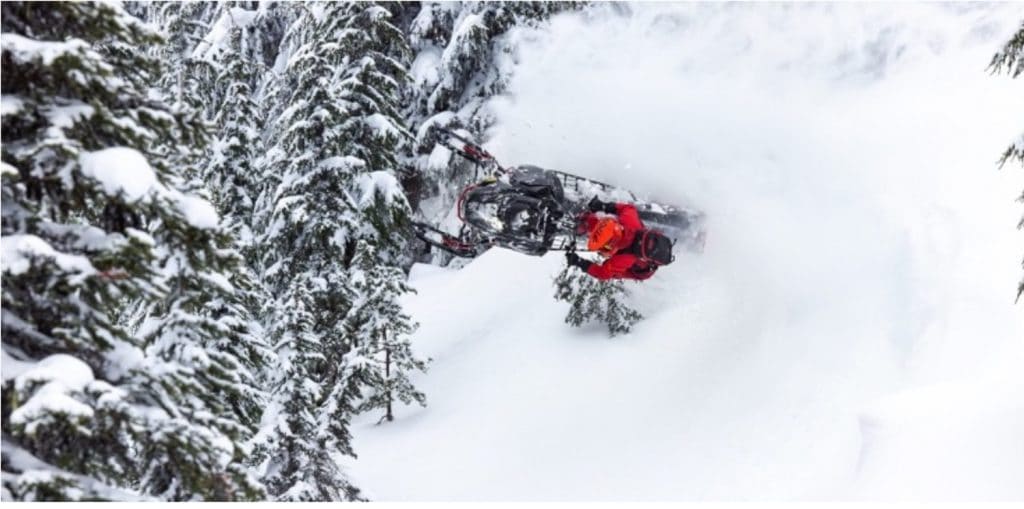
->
[
  {"left": 615, "top": 203, "right": 644, "bottom": 232},
  {"left": 586, "top": 254, "right": 637, "bottom": 280}
]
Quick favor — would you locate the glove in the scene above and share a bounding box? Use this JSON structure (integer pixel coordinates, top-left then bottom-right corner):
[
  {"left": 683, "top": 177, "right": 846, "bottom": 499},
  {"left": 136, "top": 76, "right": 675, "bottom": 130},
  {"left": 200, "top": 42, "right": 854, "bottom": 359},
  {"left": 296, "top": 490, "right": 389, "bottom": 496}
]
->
[
  {"left": 587, "top": 196, "right": 617, "bottom": 214},
  {"left": 565, "top": 252, "right": 592, "bottom": 272}
]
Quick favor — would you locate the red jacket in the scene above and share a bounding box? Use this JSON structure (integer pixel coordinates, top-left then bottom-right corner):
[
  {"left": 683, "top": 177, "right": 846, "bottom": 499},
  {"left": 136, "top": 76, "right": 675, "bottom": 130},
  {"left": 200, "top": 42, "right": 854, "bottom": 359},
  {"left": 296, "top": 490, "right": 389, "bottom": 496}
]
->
[{"left": 580, "top": 203, "right": 656, "bottom": 281}]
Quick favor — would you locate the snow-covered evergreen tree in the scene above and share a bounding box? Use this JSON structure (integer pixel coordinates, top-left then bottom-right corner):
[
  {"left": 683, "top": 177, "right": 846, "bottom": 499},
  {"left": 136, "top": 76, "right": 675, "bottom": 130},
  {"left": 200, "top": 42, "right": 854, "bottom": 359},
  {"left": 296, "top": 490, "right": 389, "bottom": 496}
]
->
[
  {"left": 329, "top": 2, "right": 417, "bottom": 264},
  {"left": 252, "top": 283, "right": 363, "bottom": 501},
  {"left": 130, "top": 6, "right": 270, "bottom": 500},
  {"left": 5, "top": 0, "right": 592, "bottom": 500},
  {"left": 345, "top": 241, "right": 427, "bottom": 423},
  {"left": 140, "top": 2, "right": 223, "bottom": 116},
  {"left": 131, "top": 203, "right": 268, "bottom": 500},
  {"left": 2, "top": 2, "right": 265, "bottom": 500},
  {"left": 553, "top": 265, "right": 643, "bottom": 337},
  {"left": 988, "top": 20, "right": 1024, "bottom": 301},
  {"left": 256, "top": 12, "right": 363, "bottom": 494},
  {"left": 252, "top": 2, "right": 420, "bottom": 500},
  {"left": 409, "top": 2, "right": 582, "bottom": 129},
  {"left": 203, "top": 24, "right": 265, "bottom": 256}
]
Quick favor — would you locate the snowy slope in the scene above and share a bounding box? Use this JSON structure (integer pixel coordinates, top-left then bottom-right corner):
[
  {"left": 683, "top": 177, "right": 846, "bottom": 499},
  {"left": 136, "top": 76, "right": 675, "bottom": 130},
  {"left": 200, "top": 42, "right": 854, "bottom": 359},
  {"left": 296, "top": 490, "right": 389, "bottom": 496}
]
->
[{"left": 349, "top": 3, "right": 1024, "bottom": 501}]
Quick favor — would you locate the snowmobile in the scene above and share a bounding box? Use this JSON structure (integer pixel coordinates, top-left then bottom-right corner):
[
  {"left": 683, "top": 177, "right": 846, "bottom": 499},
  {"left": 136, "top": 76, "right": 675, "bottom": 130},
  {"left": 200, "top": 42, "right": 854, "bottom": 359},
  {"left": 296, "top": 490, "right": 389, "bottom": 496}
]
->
[{"left": 411, "top": 127, "right": 707, "bottom": 259}]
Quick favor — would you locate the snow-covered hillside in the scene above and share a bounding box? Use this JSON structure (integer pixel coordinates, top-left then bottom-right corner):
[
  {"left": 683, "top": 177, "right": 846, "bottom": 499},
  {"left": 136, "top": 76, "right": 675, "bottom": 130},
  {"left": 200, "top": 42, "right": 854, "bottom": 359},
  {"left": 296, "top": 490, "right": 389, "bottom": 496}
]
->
[{"left": 349, "top": 3, "right": 1024, "bottom": 501}]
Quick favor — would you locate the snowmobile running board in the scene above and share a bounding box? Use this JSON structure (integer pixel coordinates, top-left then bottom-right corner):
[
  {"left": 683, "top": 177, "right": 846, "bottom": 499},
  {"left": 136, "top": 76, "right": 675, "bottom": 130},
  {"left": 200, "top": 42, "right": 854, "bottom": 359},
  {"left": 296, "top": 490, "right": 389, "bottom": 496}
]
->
[
  {"left": 412, "top": 218, "right": 580, "bottom": 259},
  {"left": 411, "top": 221, "right": 480, "bottom": 258}
]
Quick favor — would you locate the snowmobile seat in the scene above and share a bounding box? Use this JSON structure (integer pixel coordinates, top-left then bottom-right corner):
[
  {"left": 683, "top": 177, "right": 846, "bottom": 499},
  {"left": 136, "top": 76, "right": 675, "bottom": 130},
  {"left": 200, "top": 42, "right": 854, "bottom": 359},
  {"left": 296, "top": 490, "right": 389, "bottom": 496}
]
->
[{"left": 509, "top": 165, "right": 565, "bottom": 202}]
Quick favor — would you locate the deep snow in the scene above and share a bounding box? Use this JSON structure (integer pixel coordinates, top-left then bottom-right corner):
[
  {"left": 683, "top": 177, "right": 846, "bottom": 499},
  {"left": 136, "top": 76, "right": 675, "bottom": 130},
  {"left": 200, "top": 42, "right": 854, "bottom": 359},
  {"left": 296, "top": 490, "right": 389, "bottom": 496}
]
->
[{"left": 349, "top": 3, "right": 1024, "bottom": 501}]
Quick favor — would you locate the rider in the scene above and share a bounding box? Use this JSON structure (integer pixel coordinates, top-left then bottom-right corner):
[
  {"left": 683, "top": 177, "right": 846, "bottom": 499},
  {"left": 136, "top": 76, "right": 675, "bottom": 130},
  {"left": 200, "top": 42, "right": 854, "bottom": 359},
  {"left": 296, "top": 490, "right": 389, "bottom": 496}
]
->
[{"left": 565, "top": 197, "right": 658, "bottom": 281}]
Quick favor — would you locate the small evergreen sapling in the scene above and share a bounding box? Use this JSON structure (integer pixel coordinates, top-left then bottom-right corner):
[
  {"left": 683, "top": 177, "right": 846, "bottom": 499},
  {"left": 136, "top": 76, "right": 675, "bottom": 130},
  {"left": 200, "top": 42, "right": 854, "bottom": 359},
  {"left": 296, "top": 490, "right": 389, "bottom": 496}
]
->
[
  {"left": 988, "top": 20, "right": 1024, "bottom": 301},
  {"left": 553, "top": 265, "right": 643, "bottom": 337},
  {"left": 344, "top": 242, "right": 428, "bottom": 424}
]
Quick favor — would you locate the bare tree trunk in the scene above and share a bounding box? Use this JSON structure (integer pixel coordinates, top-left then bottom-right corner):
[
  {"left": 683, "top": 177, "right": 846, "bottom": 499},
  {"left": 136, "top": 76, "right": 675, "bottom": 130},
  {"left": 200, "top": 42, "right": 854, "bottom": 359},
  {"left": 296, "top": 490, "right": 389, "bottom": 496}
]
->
[{"left": 385, "top": 336, "right": 393, "bottom": 422}]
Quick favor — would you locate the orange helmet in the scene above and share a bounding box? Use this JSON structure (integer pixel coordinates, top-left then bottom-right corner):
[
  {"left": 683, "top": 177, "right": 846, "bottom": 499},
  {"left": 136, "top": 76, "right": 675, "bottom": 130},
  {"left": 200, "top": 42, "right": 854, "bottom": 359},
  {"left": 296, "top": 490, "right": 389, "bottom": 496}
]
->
[{"left": 587, "top": 217, "right": 624, "bottom": 255}]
